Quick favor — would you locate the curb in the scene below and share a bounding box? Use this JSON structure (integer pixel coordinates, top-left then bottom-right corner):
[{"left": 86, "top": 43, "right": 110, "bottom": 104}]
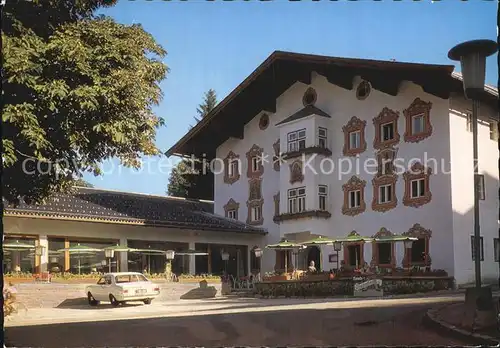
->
[{"left": 423, "top": 305, "right": 500, "bottom": 345}]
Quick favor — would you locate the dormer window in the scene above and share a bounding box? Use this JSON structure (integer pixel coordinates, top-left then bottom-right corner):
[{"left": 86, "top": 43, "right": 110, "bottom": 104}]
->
[
  {"left": 318, "top": 127, "right": 327, "bottom": 148},
  {"left": 287, "top": 129, "right": 306, "bottom": 152}
]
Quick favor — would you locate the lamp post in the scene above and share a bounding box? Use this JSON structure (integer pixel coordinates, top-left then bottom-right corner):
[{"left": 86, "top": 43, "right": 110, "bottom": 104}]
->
[
  {"left": 333, "top": 242, "right": 342, "bottom": 272},
  {"left": 448, "top": 39, "right": 498, "bottom": 290},
  {"left": 253, "top": 247, "right": 263, "bottom": 281},
  {"left": 165, "top": 250, "right": 175, "bottom": 281},
  {"left": 404, "top": 239, "right": 414, "bottom": 274},
  {"left": 221, "top": 251, "right": 229, "bottom": 275},
  {"left": 104, "top": 249, "right": 114, "bottom": 273},
  {"left": 35, "top": 245, "right": 46, "bottom": 274}
]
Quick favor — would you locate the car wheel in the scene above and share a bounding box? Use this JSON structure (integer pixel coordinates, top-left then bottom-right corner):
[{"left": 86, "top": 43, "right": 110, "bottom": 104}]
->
[
  {"left": 87, "top": 292, "right": 99, "bottom": 306},
  {"left": 143, "top": 299, "right": 152, "bottom": 305},
  {"left": 109, "top": 294, "right": 120, "bottom": 307}
]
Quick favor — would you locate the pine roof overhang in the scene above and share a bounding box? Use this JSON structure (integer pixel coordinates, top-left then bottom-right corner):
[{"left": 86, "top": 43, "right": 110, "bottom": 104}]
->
[{"left": 166, "top": 51, "right": 498, "bottom": 159}]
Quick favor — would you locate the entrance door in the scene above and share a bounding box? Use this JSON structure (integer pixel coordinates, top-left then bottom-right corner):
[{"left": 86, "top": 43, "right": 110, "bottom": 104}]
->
[
  {"left": 307, "top": 246, "right": 321, "bottom": 271},
  {"left": 348, "top": 244, "right": 361, "bottom": 267}
]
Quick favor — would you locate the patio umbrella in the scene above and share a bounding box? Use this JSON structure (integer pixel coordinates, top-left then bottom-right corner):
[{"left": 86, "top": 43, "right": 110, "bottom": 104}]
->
[
  {"left": 3, "top": 240, "right": 36, "bottom": 251},
  {"left": 266, "top": 240, "right": 306, "bottom": 272},
  {"left": 131, "top": 248, "right": 165, "bottom": 274},
  {"left": 300, "top": 236, "right": 335, "bottom": 272},
  {"left": 57, "top": 244, "right": 102, "bottom": 275},
  {"left": 333, "top": 231, "right": 373, "bottom": 269}
]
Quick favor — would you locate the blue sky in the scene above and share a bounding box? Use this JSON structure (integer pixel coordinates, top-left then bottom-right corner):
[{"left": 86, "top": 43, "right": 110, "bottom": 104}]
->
[{"left": 86, "top": 0, "right": 498, "bottom": 196}]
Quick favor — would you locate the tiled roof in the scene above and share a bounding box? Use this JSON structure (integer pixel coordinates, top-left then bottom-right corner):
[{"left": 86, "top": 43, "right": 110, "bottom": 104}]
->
[
  {"left": 4, "top": 187, "right": 267, "bottom": 235},
  {"left": 276, "top": 105, "right": 331, "bottom": 126}
]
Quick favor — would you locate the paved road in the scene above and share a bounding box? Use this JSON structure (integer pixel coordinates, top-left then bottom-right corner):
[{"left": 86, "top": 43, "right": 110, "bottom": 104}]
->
[{"left": 5, "top": 296, "right": 466, "bottom": 347}]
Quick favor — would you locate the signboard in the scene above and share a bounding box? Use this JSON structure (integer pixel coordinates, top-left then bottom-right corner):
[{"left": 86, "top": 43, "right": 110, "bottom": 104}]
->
[
  {"left": 328, "top": 254, "right": 338, "bottom": 263},
  {"left": 353, "top": 278, "right": 383, "bottom": 297}
]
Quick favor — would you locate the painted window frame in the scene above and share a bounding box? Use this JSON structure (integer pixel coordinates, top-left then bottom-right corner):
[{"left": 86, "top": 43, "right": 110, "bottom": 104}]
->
[
  {"left": 403, "top": 98, "right": 433, "bottom": 143},
  {"left": 287, "top": 187, "right": 306, "bottom": 214},
  {"left": 342, "top": 116, "right": 367, "bottom": 157},
  {"left": 342, "top": 176, "right": 367, "bottom": 216}
]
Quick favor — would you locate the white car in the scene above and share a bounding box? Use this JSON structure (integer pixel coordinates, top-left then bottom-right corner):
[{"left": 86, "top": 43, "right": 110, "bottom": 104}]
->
[{"left": 85, "top": 272, "right": 160, "bottom": 307}]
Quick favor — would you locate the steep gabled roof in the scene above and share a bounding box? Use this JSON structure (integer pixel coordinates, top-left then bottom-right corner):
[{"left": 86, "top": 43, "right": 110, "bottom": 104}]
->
[
  {"left": 166, "top": 50, "right": 497, "bottom": 159},
  {"left": 4, "top": 187, "right": 267, "bottom": 235},
  {"left": 276, "top": 105, "right": 331, "bottom": 126}
]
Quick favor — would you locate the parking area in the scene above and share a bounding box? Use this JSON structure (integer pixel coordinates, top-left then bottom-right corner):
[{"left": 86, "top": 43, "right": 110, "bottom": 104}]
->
[{"left": 6, "top": 295, "right": 466, "bottom": 347}]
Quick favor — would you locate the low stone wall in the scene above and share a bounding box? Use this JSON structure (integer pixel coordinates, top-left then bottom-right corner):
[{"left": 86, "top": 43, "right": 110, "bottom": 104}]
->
[
  {"left": 254, "top": 276, "right": 454, "bottom": 298},
  {"left": 11, "top": 282, "right": 223, "bottom": 308}
]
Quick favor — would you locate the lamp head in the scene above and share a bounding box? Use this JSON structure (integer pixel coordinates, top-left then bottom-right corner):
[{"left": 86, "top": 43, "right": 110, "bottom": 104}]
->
[
  {"left": 253, "top": 247, "right": 263, "bottom": 258},
  {"left": 448, "top": 39, "right": 497, "bottom": 100},
  {"left": 165, "top": 250, "right": 175, "bottom": 260},
  {"left": 104, "top": 249, "right": 115, "bottom": 258}
]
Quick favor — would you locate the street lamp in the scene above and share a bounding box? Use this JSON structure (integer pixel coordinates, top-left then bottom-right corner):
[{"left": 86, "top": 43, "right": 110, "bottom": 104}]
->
[
  {"left": 104, "top": 249, "right": 115, "bottom": 273},
  {"left": 165, "top": 250, "right": 175, "bottom": 281},
  {"left": 404, "top": 239, "right": 414, "bottom": 273},
  {"left": 449, "top": 39, "right": 498, "bottom": 290},
  {"left": 221, "top": 251, "right": 229, "bottom": 275},
  {"left": 35, "top": 245, "right": 46, "bottom": 275},
  {"left": 333, "top": 241, "right": 342, "bottom": 272}
]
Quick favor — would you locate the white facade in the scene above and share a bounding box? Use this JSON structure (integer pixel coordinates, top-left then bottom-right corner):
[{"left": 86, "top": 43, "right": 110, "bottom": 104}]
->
[{"left": 214, "top": 71, "right": 499, "bottom": 285}]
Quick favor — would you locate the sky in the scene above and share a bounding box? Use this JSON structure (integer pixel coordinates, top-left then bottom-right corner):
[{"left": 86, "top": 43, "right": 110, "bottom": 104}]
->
[{"left": 85, "top": 0, "right": 498, "bottom": 196}]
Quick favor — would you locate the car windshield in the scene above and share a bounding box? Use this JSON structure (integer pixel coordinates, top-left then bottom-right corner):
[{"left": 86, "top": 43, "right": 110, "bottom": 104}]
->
[{"left": 115, "top": 274, "right": 148, "bottom": 283}]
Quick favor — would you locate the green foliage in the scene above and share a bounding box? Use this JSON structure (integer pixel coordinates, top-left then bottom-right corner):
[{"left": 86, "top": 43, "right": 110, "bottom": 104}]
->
[
  {"left": 3, "top": 1, "right": 168, "bottom": 205},
  {"left": 73, "top": 178, "right": 94, "bottom": 188},
  {"left": 167, "top": 90, "right": 217, "bottom": 199}
]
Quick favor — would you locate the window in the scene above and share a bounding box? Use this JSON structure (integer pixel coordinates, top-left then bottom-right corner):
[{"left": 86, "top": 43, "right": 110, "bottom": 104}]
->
[
  {"left": 495, "top": 238, "right": 500, "bottom": 262},
  {"left": 251, "top": 156, "right": 260, "bottom": 172},
  {"left": 471, "top": 236, "right": 484, "bottom": 261},
  {"left": 251, "top": 206, "right": 262, "bottom": 222},
  {"left": 228, "top": 159, "right": 239, "bottom": 177},
  {"left": 318, "top": 127, "right": 327, "bottom": 148},
  {"left": 381, "top": 122, "right": 395, "bottom": 142},
  {"left": 377, "top": 243, "right": 392, "bottom": 265},
  {"left": 349, "top": 190, "right": 361, "bottom": 208},
  {"left": 411, "top": 178, "right": 426, "bottom": 198},
  {"left": 490, "top": 119, "right": 498, "bottom": 141},
  {"left": 477, "top": 174, "right": 485, "bottom": 200},
  {"left": 466, "top": 111, "right": 473, "bottom": 132},
  {"left": 318, "top": 185, "right": 327, "bottom": 211},
  {"left": 227, "top": 209, "right": 237, "bottom": 219},
  {"left": 288, "top": 187, "right": 306, "bottom": 214},
  {"left": 287, "top": 129, "right": 306, "bottom": 152},
  {"left": 378, "top": 184, "right": 392, "bottom": 204},
  {"left": 411, "top": 114, "right": 425, "bottom": 134},
  {"left": 349, "top": 131, "right": 361, "bottom": 150}
]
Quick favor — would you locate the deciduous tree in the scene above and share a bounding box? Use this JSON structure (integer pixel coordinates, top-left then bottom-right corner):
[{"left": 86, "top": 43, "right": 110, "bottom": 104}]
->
[
  {"left": 2, "top": 0, "right": 168, "bottom": 204},
  {"left": 167, "top": 90, "right": 217, "bottom": 199}
]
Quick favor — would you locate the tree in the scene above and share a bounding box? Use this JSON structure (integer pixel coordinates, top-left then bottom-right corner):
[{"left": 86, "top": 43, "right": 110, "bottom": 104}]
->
[
  {"left": 2, "top": 0, "right": 168, "bottom": 205},
  {"left": 73, "top": 178, "right": 94, "bottom": 188},
  {"left": 167, "top": 90, "right": 217, "bottom": 199}
]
